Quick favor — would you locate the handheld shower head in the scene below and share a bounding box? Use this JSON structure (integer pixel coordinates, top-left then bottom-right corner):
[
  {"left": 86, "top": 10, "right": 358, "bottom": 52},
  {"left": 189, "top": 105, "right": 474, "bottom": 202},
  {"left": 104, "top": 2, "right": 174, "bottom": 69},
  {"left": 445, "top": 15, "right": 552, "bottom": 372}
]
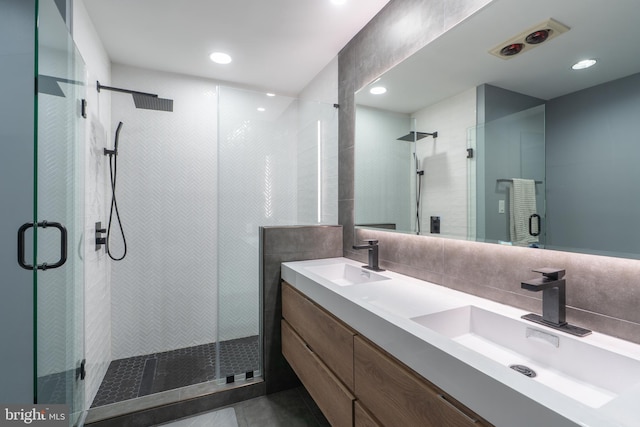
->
[{"left": 114, "top": 122, "right": 124, "bottom": 152}]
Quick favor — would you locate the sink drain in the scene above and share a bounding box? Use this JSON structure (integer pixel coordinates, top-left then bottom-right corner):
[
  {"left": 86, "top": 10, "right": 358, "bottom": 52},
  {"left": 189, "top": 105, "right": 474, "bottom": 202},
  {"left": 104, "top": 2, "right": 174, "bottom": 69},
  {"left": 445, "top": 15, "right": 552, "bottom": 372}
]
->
[{"left": 509, "top": 364, "right": 537, "bottom": 378}]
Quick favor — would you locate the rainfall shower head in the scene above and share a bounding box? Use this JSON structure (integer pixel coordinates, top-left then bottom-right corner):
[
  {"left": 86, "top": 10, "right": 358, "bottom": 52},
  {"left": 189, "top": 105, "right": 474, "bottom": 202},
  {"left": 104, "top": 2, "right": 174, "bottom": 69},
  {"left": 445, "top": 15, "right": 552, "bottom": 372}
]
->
[
  {"left": 397, "top": 131, "right": 438, "bottom": 141},
  {"left": 97, "top": 81, "right": 174, "bottom": 112},
  {"left": 132, "top": 93, "right": 173, "bottom": 112}
]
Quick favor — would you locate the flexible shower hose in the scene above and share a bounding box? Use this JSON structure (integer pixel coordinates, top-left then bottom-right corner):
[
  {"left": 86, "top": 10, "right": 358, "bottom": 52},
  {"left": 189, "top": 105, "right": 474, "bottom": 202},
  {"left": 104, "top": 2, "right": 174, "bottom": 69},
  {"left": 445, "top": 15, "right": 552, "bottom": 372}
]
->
[
  {"left": 415, "top": 155, "right": 423, "bottom": 234},
  {"left": 106, "top": 121, "right": 128, "bottom": 261}
]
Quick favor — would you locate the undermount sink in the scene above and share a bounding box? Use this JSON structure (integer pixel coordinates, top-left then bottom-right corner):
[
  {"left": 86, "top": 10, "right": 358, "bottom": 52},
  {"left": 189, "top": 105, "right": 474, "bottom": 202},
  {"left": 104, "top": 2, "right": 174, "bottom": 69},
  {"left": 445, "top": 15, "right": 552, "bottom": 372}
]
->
[
  {"left": 412, "top": 305, "right": 640, "bottom": 408},
  {"left": 305, "top": 263, "right": 390, "bottom": 287}
]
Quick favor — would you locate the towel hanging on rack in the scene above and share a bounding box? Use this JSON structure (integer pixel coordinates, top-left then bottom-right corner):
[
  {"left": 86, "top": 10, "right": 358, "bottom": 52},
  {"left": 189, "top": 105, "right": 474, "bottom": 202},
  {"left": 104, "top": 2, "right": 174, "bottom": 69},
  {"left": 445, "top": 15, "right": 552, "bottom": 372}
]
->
[{"left": 509, "top": 178, "right": 538, "bottom": 245}]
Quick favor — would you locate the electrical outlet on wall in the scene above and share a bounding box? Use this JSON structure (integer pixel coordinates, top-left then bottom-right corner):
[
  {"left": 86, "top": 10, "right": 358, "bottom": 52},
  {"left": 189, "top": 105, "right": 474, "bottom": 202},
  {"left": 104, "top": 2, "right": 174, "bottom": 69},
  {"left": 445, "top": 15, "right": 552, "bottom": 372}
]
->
[{"left": 498, "top": 200, "right": 505, "bottom": 214}]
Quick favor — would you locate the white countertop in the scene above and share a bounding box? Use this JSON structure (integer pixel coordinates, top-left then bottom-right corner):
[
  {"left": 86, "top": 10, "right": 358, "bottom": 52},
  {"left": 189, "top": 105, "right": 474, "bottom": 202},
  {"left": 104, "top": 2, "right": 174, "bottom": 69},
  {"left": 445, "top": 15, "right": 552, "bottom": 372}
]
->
[{"left": 281, "top": 257, "right": 640, "bottom": 427}]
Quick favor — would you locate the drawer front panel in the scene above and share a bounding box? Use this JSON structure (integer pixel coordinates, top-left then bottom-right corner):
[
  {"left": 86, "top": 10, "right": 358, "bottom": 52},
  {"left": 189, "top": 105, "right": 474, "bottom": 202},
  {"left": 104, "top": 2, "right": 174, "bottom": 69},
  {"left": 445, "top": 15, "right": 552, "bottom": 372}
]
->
[
  {"left": 282, "top": 319, "right": 354, "bottom": 427},
  {"left": 282, "top": 282, "right": 355, "bottom": 390},
  {"left": 355, "top": 336, "right": 486, "bottom": 427}
]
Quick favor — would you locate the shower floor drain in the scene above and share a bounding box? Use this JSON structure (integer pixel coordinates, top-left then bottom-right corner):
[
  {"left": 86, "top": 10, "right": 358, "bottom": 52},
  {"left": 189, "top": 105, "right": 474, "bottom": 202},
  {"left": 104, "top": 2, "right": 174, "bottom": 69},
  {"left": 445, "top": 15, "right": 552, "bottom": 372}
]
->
[{"left": 509, "top": 364, "right": 537, "bottom": 378}]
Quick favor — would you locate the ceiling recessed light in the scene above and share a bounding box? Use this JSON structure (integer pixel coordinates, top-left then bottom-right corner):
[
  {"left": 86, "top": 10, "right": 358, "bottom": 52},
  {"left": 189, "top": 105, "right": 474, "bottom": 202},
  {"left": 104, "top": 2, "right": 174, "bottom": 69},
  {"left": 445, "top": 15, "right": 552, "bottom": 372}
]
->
[
  {"left": 331, "top": 0, "right": 346, "bottom": 5},
  {"left": 369, "top": 86, "right": 387, "bottom": 95},
  {"left": 266, "top": 93, "right": 276, "bottom": 97},
  {"left": 257, "top": 107, "right": 266, "bottom": 112},
  {"left": 572, "top": 59, "right": 597, "bottom": 70},
  {"left": 209, "top": 52, "right": 232, "bottom": 64}
]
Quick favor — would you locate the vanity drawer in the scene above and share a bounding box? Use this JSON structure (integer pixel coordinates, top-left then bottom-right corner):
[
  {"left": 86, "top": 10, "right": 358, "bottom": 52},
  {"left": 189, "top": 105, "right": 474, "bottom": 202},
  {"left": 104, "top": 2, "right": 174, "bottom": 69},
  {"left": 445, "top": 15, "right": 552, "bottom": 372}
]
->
[
  {"left": 282, "top": 281, "right": 355, "bottom": 390},
  {"left": 282, "top": 319, "right": 355, "bottom": 427},
  {"left": 354, "top": 336, "right": 491, "bottom": 427}
]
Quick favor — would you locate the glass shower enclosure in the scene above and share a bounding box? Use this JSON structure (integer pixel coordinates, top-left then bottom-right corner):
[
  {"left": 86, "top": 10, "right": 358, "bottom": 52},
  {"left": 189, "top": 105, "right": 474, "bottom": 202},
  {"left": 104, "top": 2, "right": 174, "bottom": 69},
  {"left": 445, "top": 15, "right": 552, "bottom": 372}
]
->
[
  {"left": 35, "top": 1, "right": 86, "bottom": 424},
  {"left": 88, "top": 79, "right": 337, "bottom": 415},
  {"left": 0, "top": 0, "right": 87, "bottom": 425}
]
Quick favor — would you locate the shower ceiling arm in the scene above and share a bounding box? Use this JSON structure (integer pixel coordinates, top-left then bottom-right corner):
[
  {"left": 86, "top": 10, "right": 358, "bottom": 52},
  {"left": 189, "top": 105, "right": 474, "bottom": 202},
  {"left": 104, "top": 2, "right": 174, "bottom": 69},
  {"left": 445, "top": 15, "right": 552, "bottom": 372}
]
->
[{"left": 97, "top": 81, "right": 159, "bottom": 98}]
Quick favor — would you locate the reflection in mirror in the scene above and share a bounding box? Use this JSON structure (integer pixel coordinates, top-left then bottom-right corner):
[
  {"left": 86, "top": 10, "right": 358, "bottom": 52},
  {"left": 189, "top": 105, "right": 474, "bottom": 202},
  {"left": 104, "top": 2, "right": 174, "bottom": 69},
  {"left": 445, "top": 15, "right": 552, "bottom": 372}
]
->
[
  {"left": 356, "top": 89, "right": 475, "bottom": 240},
  {"left": 354, "top": 0, "right": 640, "bottom": 259},
  {"left": 475, "top": 88, "right": 546, "bottom": 247}
]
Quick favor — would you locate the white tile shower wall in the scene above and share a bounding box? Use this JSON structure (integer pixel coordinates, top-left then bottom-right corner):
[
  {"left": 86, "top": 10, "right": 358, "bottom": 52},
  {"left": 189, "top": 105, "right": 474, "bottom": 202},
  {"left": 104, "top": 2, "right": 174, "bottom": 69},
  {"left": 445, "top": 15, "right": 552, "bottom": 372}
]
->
[
  {"left": 296, "top": 101, "right": 339, "bottom": 225},
  {"left": 83, "top": 115, "right": 111, "bottom": 408},
  {"left": 320, "top": 110, "right": 339, "bottom": 225},
  {"left": 297, "top": 57, "right": 339, "bottom": 225},
  {"left": 413, "top": 87, "right": 476, "bottom": 238},
  {"left": 110, "top": 65, "right": 218, "bottom": 359},
  {"left": 72, "top": 0, "right": 113, "bottom": 408}
]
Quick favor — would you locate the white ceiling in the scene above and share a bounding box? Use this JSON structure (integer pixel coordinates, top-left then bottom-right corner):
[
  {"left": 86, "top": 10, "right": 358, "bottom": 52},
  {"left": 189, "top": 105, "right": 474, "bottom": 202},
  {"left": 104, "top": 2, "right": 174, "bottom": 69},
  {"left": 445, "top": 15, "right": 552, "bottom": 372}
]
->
[
  {"left": 82, "top": 0, "right": 390, "bottom": 97},
  {"left": 356, "top": 0, "right": 640, "bottom": 114}
]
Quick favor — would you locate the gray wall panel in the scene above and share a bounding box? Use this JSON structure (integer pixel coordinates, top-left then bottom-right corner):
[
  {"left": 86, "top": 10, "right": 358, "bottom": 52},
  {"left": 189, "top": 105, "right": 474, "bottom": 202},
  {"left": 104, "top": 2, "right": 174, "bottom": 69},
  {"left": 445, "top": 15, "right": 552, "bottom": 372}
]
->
[{"left": 0, "top": 0, "right": 36, "bottom": 403}]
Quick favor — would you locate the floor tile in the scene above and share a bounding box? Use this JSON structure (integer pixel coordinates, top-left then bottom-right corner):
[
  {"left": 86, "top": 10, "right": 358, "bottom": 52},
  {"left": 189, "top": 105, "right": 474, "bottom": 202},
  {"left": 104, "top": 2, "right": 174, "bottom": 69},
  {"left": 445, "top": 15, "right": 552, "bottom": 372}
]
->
[
  {"left": 157, "top": 407, "right": 238, "bottom": 427},
  {"left": 234, "top": 387, "right": 329, "bottom": 427}
]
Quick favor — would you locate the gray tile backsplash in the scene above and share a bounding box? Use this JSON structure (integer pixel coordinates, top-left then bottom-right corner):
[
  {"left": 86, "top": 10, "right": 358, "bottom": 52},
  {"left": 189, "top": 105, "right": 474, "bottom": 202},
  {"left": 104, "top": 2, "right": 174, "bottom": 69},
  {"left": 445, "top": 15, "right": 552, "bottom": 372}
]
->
[
  {"left": 339, "top": 0, "right": 640, "bottom": 344},
  {"left": 348, "top": 219, "right": 640, "bottom": 345}
]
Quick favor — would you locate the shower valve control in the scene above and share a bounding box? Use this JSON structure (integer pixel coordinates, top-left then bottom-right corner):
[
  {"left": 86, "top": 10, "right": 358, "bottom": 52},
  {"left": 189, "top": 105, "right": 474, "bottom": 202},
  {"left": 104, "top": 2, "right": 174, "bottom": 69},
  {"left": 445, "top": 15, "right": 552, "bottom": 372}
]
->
[
  {"left": 95, "top": 222, "right": 107, "bottom": 251},
  {"left": 430, "top": 216, "right": 441, "bottom": 234}
]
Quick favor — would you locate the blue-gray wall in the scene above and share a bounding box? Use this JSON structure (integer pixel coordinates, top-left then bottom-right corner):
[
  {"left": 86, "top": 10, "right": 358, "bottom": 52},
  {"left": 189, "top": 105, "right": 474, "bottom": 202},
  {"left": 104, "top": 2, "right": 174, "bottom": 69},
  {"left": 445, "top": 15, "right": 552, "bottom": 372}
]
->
[
  {"left": 477, "top": 84, "right": 545, "bottom": 242},
  {"left": 0, "top": 0, "right": 36, "bottom": 403},
  {"left": 477, "top": 84, "right": 545, "bottom": 123},
  {"left": 546, "top": 72, "right": 640, "bottom": 257}
]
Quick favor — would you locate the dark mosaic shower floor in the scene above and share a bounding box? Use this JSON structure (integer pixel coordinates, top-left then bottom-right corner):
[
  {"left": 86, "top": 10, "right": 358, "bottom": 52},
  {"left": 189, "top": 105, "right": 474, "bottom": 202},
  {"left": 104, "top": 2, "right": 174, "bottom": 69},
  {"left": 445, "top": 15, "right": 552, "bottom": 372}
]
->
[{"left": 91, "top": 336, "right": 260, "bottom": 408}]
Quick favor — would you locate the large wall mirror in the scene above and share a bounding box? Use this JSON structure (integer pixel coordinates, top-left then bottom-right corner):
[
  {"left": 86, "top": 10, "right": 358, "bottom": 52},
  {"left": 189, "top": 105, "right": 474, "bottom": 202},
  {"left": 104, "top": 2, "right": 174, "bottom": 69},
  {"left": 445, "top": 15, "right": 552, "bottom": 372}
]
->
[{"left": 355, "top": 0, "right": 640, "bottom": 259}]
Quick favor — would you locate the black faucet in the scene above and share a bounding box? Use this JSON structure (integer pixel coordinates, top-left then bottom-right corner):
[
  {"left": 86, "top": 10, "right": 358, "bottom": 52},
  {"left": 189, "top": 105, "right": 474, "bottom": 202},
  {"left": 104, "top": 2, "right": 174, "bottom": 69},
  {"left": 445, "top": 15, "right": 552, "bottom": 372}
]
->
[
  {"left": 352, "top": 239, "right": 384, "bottom": 272},
  {"left": 521, "top": 268, "right": 591, "bottom": 337},
  {"left": 521, "top": 268, "right": 566, "bottom": 326}
]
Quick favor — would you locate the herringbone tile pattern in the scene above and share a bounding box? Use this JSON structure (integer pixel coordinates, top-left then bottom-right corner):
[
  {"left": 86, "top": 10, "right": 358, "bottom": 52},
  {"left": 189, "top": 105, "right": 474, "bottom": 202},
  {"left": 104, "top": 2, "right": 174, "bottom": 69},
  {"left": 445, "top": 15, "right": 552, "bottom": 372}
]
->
[{"left": 109, "top": 69, "right": 218, "bottom": 360}]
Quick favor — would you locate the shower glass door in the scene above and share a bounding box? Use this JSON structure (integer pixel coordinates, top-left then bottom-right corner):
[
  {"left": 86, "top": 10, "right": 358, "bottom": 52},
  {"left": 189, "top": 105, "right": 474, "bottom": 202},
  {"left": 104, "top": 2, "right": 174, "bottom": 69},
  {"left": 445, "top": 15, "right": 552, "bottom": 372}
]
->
[
  {"left": 217, "top": 86, "right": 338, "bottom": 383},
  {"left": 34, "top": 0, "right": 86, "bottom": 424}
]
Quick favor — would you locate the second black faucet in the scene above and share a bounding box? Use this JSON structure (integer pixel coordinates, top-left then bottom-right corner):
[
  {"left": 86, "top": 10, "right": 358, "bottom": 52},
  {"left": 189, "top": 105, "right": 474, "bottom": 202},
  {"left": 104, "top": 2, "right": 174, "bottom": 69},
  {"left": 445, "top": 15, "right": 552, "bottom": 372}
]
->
[{"left": 352, "top": 239, "right": 384, "bottom": 272}]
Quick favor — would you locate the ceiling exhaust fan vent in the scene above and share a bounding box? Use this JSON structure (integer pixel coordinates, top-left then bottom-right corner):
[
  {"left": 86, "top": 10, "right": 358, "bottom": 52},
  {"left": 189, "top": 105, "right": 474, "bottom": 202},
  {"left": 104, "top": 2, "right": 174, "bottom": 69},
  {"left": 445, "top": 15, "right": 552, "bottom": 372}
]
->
[{"left": 489, "top": 18, "right": 570, "bottom": 60}]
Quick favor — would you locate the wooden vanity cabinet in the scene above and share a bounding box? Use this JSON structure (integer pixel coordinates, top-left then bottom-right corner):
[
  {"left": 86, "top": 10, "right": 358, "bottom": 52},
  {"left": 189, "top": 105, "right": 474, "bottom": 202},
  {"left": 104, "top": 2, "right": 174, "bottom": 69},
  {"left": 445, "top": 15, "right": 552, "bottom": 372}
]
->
[
  {"left": 282, "top": 282, "right": 355, "bottom": 389},
  {"left": 281, "top": 281, "right": 493, "bottom": 427},
  {"left": 281, "top": 282, "right": 356, "bottom": 427},
  {"left": 282, "top": 320, "right": 355, "bottom": 427}
]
